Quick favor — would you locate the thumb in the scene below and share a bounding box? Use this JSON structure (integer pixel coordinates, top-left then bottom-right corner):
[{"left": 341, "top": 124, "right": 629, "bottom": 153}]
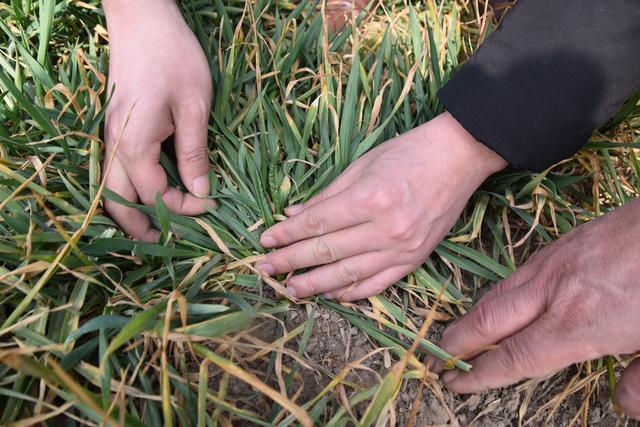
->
[
  {"left": 615, "top": 358, "right": 640, "bottom": 420},
  {"left": 428, "top": 278, "right": 547, "bottom": 374},
  {"left": 174, "top": 102, "right": 211, "bottom": 198}
]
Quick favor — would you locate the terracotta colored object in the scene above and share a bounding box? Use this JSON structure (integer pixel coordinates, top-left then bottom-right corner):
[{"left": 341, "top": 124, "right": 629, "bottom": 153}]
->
[{"left": 325, "top": 0, "right": 370, "bottom": 32}]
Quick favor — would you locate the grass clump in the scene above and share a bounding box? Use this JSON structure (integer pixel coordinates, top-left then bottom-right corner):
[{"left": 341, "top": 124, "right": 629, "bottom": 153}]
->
[{"left": 1, "top": 0, "right": 639, "bottom": 425}]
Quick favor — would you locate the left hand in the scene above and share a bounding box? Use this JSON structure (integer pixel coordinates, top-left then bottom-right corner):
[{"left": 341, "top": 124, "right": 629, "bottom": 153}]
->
[
  {"left": 256, "top": 112, "right": 506, "bottom": 301},
  {"left": 428, "top": 198, "right": 640, "bottom": 420},
  {"left": 103, "top": 0, "right": 215, "bottom": 241}
]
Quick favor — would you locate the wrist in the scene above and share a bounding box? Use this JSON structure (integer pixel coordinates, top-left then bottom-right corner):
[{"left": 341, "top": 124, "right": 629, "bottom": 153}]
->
[
  {"left": 435, "top": 111, "right": 507, "bottom": 181},
  {"left": 104, "top": 0, "right": 180, "bottom": 35},
  {"left": 104, "top": 0, "right": 176, "bottom": 17}
]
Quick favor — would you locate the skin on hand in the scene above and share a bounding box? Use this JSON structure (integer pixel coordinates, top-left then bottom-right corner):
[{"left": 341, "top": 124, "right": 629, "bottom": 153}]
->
[
  {"left": 103, "top": 0, "right": 216, "bottom": 241},
  {"left": 426, "top": 198, "right": 640, "bottom": 420},
  {"left": 257, "top": 112, "right": 507, "bottom": 301}
]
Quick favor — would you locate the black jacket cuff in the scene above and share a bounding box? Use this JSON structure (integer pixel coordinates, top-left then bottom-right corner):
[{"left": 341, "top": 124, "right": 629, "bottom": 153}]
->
[{"left": 438, "top": 0, "right": 640, "bottom": 172}]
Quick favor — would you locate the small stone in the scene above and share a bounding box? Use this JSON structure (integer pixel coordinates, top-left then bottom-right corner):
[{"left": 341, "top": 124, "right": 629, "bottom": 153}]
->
[
  {"left": 505, "top": 393, "right": 520, "bottom": 413},
  {"left": 466, "top": 394, "right": 482, "bottom": 411},
  {"left": 351, "top": 346, "right": 367, "bottom": 359},
  {"left": 426, "top": 398, "right": 449, "bottom": 424},
  {"left": 589, "top": 407, "right": 602, "bottom": 424}
]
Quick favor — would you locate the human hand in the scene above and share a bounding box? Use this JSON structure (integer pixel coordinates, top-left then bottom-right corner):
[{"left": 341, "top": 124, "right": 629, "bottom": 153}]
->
[
  {"left": 429, "top": 199, "right": 640, "bottom": 420},
  {"left": 257, "top": 112, "right": 507, "bottom": 301},
  {"left": 103, "top": 0, "right": 215, "bottom": 241},
  {"left": 325, "top": 0, "right": 369, "bottom": 32}
]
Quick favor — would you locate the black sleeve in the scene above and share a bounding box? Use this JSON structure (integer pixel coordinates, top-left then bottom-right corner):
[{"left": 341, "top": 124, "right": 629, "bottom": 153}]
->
[{"left": 438, "top": 0, "right": 640, "bottom": 172}]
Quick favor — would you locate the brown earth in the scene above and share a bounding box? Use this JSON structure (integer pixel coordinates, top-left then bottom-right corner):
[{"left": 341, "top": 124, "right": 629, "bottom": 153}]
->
[{"left": 223, "top": 302, "right": 639, "bottom": 426}]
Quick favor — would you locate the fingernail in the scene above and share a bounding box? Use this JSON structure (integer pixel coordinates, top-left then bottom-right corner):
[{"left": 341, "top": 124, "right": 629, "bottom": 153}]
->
[
  {"left": 287, "top": 287, "right": 298, "bottom": 299},
  {"left": 256, "top": 263, "right": 275, "bottom": 276},
  {"left": 323, "top": 292, "right": 334, "bottom": 300},
  {"left": 285, "top": 204, "right": 304, "bottom": 215},
  {"left": 442, "top": 370, "right": 461, "bottom": 384},
  {"left": 192, "top": 175, "right": 210, "bottom": 198},
  {"left": 261, "top": 234, "right": 277, "bottom": 248}
]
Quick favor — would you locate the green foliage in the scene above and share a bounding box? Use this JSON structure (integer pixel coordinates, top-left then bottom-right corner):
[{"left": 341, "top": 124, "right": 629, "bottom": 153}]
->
[{"left": 0, "top": 0, "right": 639, "bottom": 425}]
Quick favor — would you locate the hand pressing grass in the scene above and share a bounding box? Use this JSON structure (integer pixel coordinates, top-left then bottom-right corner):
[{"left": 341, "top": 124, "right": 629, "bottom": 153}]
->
[{"left": 1, "top": 0, "right": 639, "bottom": 425}]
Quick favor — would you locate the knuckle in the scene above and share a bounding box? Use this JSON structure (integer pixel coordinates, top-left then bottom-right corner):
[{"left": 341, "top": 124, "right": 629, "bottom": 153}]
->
[
  {"left": 104, "top": 126, "right": 120, "bottom": 145},
  {"left": 338, "top": 262, "right": 360, "bottom": 284},
  {"left": 492, "top": 276, "right": 518, "bottom": 297},
  {"left": 470, "top": 303, "right": 497, "bottom": 340},
  {"left": 335, "top": 285, "right": 356, "bottom": 301},
  {"left": 138, "top": 192, "right": 156, "bottom": 206},
  {"left": 179, "top": 144, "right": 209, "bottom": 165},
  {"left": 551, "top": 287, "right": 601, "bottom": 349},
  {"left": 406, "top": 236, "right": 425, "bottom": 252},
  {"left": 365, "top": 188, "right": 395, "bottom": 211},
  {"left": 309, "top": 190, "right": 327, "bottom": 205},
  {"left": 565, "top": 296, "right": 598, "bottom": 325},
  {"left": 118, "top": 144, "right": 138, "bottom": 162},
  {"left": 277, "top": 253, "right": 296, "bottom": 272},
  {"left": 302, "top": 277, "right": 319, "bottom": 295},
  {"left": 554, "top": 279, "right": 594, "bottom": 321},
  {"left": 104, "top": 109, "right": 128, "bottom": 142},
  {"left": 303, "top": 210, "right": 324, "bottom": 235},
  {"left": 104, "top": 128, "right": 135, "bottom": 161},
  {"left": 385, "top": 220, "right": 413, "bottom": 241},
  {"left": 313, "top": 238, "right": 336, "bottom": 264},
  {"left": 497, "top": 338, "right": 535, "bottom": 373},
  {"left": 271, "top": 225, "right": 296, "bottom": 246},
  {"left": 104, "top": 123, "right": 127, "bottom": 150},
  {"left": 180, "top": 100, "right": 209, "bottom": 124}
]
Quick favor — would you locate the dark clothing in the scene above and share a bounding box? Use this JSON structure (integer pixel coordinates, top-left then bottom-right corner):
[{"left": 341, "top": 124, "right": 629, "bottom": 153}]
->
[{"left": 438, "top": 0, "right": 640, "bottom": 172}]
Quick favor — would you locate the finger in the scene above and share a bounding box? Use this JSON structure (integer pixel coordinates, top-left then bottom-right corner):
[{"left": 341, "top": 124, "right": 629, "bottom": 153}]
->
[
  {"left": 104, "top": 157, "right": 160, "bottom": 242},
  {"left": 429, "top": 280, "right": 548, "bottom": 374},
  {"left": 258, "top": 223, "right": 387, "bottom": 275},
  {"left": 425, "top": 252, "right": 551, "bottom": 372},
  {"left": 442, "top": 313, "right": 591, "bottom": 394},
  {"left": 328, "top": 265, "right": 412, "bottom": 302},
  {"left": 285, "top": 167, "right": 361, "bottom": 216},
  {"left": 107, "top": 103, "right": 216, "bottom": 216},
  {"left": 615, "top": 358, "right": 640, "bottom": 420},
  {"left": 284, "top": 187, "right": 337, "bottom": 217},
  {"left": 173, "top": 100, "right": 211, "bottom": 197},
  {"left": 128, "top": 160, "right": 216, "bottom": 215},
  {"left": 480, "top": 254, "right": 548, "bottom": 303},
  {"left": 261, "top": 189, "right": 368, "bottom": 248},
  {"left": 286, "top": 251, "right": 398, "bottom": 298}
]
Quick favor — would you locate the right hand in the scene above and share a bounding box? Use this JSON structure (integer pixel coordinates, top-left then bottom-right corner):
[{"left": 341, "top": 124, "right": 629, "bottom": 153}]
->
[
  {"left": 103, "top": 0, "right": 216, "bottom": 241},
  {"left": 258, "top": 112, "right": 507, "bottom": 301},
  {"left": 428, "top": 197, "right": 640, "bottom": 419}
]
